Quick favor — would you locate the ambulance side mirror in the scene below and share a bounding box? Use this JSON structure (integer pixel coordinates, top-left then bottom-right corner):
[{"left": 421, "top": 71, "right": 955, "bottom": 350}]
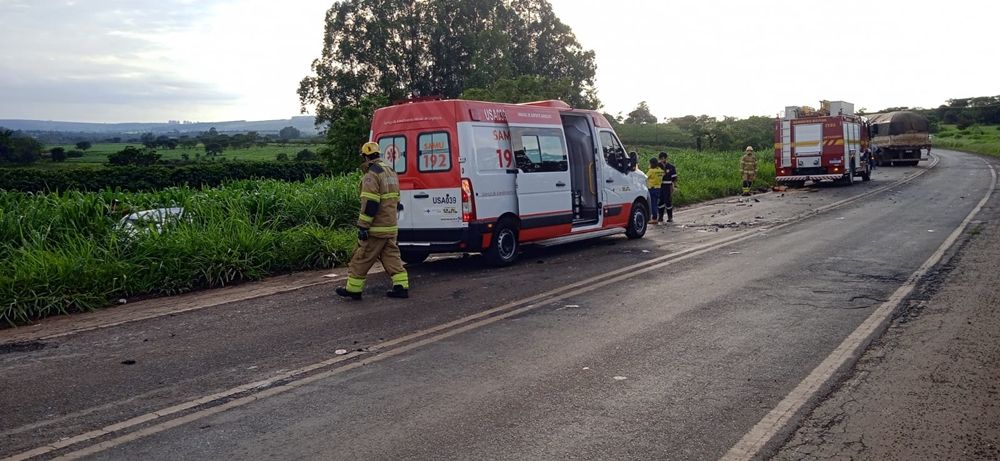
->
[{"left": 628, "top": 152, "right": 638, "bottom": 171}]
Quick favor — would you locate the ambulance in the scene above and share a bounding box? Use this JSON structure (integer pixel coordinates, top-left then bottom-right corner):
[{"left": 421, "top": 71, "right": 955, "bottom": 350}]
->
[{"left": 370, "top": 98, "right": 650, "bottom": 266}]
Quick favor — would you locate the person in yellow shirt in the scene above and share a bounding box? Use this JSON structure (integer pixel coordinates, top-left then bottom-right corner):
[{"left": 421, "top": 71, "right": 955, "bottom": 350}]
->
[{"left": 645, "top": 158, "right": 665, "bottom": 224}]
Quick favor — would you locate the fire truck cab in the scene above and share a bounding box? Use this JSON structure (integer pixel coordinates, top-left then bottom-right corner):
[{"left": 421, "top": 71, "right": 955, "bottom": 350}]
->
[
  {"left": 774, "top": 101, "right": 872, "bottom": 187},
  {"left": 370, "top": 98, "right": 650, "bottom": 266}
]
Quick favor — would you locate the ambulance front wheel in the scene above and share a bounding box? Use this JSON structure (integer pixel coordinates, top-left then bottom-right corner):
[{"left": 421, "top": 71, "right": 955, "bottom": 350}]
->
[
  {"left": 625, "top": 201, "right": 648, "bottom": 239},
  {"left": 485, "top": 219, "right": 519, "bottom": 266},
  {"left": 401, "top": 250, "right": 429, "bottom": 265}
]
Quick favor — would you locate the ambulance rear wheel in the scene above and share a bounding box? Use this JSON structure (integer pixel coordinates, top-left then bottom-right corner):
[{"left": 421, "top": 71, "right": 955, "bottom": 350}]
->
[
  {"left": 401, "top": 251, "right": 429, "bottom": 265},
  {"left": 485, "top": 219, "right": 519, "bottom": 266},
  {"left": 625, "top": 201, "right": 648, "bottom": 239}
]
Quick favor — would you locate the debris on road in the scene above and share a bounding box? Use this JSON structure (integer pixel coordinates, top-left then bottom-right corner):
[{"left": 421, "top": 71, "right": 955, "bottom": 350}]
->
[
  {"left": 613, "top": 376, "right": 628, "bottom": 381},
  {"left": 120, "top": 359, "right": 136, "bottom": 365},
  {"left": 335, "top": 349, "right": 348, "bottom": 355}
]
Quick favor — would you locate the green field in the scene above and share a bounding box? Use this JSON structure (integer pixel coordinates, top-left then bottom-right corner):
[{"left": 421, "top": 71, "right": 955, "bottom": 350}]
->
[
  {"left": 38, "top": 142, "right": 320, "bottom": 167},
  {"left": 632, "top": 147, "right": 776, "bottom": 206},
  {"left": 933, "top": 124, "right": 1000, "bottom": 157}
]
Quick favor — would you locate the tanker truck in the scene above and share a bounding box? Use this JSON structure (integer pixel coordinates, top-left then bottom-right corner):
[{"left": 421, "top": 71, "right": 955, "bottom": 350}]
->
[{"left": 868, "top": 111, "right": 931, "bottom": 166}]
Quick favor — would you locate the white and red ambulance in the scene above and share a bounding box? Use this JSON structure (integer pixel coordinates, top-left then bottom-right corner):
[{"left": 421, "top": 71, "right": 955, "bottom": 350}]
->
[{"left": 370, "top": 98, "right": 650, "bottom": 266}]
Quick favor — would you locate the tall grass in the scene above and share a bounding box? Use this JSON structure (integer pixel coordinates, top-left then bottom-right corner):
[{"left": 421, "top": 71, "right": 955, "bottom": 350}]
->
[
  {"left": 1, "top": 175, "right": 360, "bottom": 324},
  {"left": 633, "top": 147, "right": 776, "bottom": 206}
]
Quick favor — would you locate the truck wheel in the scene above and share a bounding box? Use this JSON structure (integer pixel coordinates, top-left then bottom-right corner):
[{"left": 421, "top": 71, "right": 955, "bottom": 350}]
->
[
  {"left": 840, "top": 164, "right": 855, "bottom": 186},
  {"left": 401, "top": 250, "right": 429, "bottom": 265},
  {"left": 484, "top": 219, "right": 519, "bottom": 266},
  {"left": 625, "top": 201, "right": 648, "bottom": 239}
]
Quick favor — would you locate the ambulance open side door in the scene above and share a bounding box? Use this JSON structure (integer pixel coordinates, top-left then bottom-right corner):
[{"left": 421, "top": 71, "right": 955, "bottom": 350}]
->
[{"left": 509, "top": 125, "right": 574, "bottom": 229}]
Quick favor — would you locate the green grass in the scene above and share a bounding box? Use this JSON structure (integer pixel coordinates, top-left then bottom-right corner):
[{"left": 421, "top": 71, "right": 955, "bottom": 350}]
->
[
  {"left": 933, "top": 124, "right": 1000, "bottom": 157},
  {"left": 633, "top": 147, "right": 776, "bottom": 206},
  {"left": 34, "top": 142, "right": 320, "bottom": 167},
  {"left": 0, "top": 175, "right": 360, "bottom": 325}
]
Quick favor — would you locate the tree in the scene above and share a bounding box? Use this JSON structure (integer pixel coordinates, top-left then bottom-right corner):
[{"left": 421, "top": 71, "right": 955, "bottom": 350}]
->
[
  {"left": 75, "top": 141, "right": 93, "bottom": 151},
  {"left": 279, "top": 126, "right": 301, "bottom": 140},
  {"left": 321, "top": 95, "right": 387, "bottom": 174},
  {"left": 299, "top": 0, "right": 599, "bottom": 127},
  {"left": 204, "top": 142, "right": 225, "bottom": 157},
  {"left": 107, "top": 146, "right": 160, "bottom": 166},
  {"left": 0, "top": 129, "right": 43, "bottom": 165},
  {"left": 625, "top": 101, "right": 657, "bottom": 124},
  {"left": 140, "top": 132, "right": 157, "bottom": 149},
  {"left": 296, "top": 149, "right": 317, "bottom": 161},
  {"left": 50, "top": 147, "right": 68, "bottom": 162},
  {"left": 178, "top": 136, "right": 198, "bottom": 149},
  {"left": 461, "top": 75, "right": 585, "bottom": 105}
]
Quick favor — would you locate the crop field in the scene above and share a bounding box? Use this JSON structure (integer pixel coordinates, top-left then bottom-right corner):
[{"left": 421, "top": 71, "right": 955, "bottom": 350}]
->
[
  {"left": 1, "top": 148, "right": 776, "bottom": 324},
  {"left": 39, "top": 142, "right": 319, "bottom": 167},
  {"left": 633, "top": 147, "right": 776, "bottom": 206},
  {"left": 933, "top": 124, "right": 1000, "bottom": 156}
]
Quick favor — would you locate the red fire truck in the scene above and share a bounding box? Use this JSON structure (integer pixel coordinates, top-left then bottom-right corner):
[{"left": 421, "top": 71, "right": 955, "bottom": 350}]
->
[{"left": 774, "top": 101, "right": 872, "bottom": 187}]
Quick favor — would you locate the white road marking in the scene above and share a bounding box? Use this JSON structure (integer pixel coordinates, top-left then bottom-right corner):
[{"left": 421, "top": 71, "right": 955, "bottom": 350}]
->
[
  {"left": 3, "top": 157, "right": 943, "bottom": 461},
  {"left": 721, "top": 159, "right": 996, "bottom": 461}
]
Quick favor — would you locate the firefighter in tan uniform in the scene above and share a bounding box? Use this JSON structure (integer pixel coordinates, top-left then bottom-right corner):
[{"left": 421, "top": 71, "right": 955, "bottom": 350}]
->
[
  {"left": 336, "top": 142, "right": 410, "bottom": 300},
  {"left": 741, "top": 146, "right": 758, "bottom": 196}
]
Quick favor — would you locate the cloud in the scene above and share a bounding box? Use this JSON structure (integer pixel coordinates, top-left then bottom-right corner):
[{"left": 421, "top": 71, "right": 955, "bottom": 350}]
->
[{"left": 0, "top": 0, "right": 237, "bottom": 119}]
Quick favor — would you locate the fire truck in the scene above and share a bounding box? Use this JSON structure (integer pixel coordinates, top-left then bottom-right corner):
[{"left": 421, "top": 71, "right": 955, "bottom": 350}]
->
[
  {"left": 370, "top": 98, "right": 650, "bottom": 266},
  {"left": 774, "top": 101, "right": 872, "bottom": 187}
]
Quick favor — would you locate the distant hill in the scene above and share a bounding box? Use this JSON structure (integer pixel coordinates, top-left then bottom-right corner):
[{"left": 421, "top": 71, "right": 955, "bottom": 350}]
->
[{"left": 0, "top": 116, "right": 321, "bottom": 135}]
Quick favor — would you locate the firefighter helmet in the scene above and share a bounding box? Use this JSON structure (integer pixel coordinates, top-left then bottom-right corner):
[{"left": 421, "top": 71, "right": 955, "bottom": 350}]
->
[
  {"left": 745, "top": 146, "right": 754, "bottom": 152},
  {"left": 360, "top": 142, "right": 381, "bottom": 156}
]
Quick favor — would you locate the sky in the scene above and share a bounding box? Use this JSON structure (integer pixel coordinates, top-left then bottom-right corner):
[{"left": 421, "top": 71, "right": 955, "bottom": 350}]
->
[{"left": 0, "top": 0, "right": 996, "bottom": 123}]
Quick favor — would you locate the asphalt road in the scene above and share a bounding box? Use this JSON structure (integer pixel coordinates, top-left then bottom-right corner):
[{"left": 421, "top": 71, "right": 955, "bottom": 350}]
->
[{"left": 1, "top": 149, "right": 996, "bottom": 460}]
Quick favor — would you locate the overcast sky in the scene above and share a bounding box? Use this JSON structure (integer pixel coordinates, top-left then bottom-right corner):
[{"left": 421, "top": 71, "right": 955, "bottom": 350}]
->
[{"left": 0, "top": 0, "right": 996, "bottom": 123}]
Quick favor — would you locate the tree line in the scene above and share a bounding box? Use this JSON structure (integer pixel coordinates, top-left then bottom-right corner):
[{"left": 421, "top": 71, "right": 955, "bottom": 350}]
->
[
  {"left": 299, "top": 0, "right": 598, "bottom": 173},
  {"left": 871, "top": 95, "right": 1000, "bottom": 130}
]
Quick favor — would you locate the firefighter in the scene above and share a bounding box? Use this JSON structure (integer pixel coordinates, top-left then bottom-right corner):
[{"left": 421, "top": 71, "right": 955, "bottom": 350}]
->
[
  {"left": 741, "top": 146, "right": 758, "bottom": 196},
  {"left": 657, "top": 151, "right": 678, "bottom": 222},
  {"left": 335, "top": 142, "right": 410, "bottom": 300}
]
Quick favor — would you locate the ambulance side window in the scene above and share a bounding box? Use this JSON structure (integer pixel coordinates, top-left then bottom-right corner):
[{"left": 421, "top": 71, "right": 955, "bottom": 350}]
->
[
  {"left": 417, "top": 132, "right": 451, "bottom": 172},
  {"left": 511, "top": 127, "right": 568, "bottom": 173},
  {"left": 378, "top": 135, "right": 407, "bottom": 173}
]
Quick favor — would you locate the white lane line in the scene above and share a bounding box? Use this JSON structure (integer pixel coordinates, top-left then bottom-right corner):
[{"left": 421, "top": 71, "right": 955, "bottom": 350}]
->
[
  {"left": 721, "top": 158, "right": 996, "bottom": 461},
  {"left": 3, "top": 156, "right": 942, "bottom": 461}
]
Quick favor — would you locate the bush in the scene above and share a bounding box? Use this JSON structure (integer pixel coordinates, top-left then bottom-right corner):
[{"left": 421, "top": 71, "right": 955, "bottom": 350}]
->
[
  {"left": 296, "top": 149, "right": 317, "bottom": 161},
  {"left": 50, "top": 147, "right": 68, "bottom": 162},
  {"left": 276, "top": 153, "right": 289, "bottom": 161},
  {"left": 107, "top": 146, "right": 161, "bottom": 166},
  {"left": 67, "top": 149, "right": 85, "bottom": 158},
  {"left": 0, "top": 161, "right": 332, "bottom": 192}
]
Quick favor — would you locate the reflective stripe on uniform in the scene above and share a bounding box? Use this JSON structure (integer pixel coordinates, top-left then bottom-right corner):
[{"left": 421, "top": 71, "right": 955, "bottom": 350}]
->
[
  {"left": 346, "top": 276, "right": 365, "bottom": 293},
  {"left": 391, "top": 272, "right": 409, "bottom": 289},
  {"left": 358, "top": 213, "right": 374, "bottom": 223},
  {"left": 380, "top": 192, "right": 400, "bottom": 200},
  {"left": 360, "top": 192, "right": 380, "bottom": 201},
  {"left": 369, "top": 226, "right": 398, "bottom": 233}
]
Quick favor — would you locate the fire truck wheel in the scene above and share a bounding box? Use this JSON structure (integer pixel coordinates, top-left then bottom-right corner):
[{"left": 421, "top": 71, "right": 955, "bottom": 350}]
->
[
  {"left": 625, "top": 201, "right": 648, "bottom": 239},
  {"left": 401, "top": 251, "right": 429, "bottom": 265},
  {"left": 485, "top": 219, "right": 519, "bottom": 266}
]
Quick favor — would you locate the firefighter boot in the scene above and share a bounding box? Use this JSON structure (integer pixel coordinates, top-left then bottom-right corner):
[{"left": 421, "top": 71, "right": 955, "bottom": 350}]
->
[
  {"left": 666, "top": 209, "right": 673, "bottom": 223},
  {"left": 386, "top": 285, "right": 409, "bottom": 299},
  {"left": 336, "top": 287, "right": 362, "bottom": 301}
]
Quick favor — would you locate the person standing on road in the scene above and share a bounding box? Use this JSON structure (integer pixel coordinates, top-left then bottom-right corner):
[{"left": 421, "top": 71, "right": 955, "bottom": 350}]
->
[
  {"left": 336, "top": 142, "right": 410, "bottom": 300},
  {"left": 658, "top": 151, "right": 678, "bottom": 222},
  {"left": 741, "top": 146, "right": 758, "bottom": 196},
  {"left": 645, "top": 157, "right": 664, "bottom": 224}
]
